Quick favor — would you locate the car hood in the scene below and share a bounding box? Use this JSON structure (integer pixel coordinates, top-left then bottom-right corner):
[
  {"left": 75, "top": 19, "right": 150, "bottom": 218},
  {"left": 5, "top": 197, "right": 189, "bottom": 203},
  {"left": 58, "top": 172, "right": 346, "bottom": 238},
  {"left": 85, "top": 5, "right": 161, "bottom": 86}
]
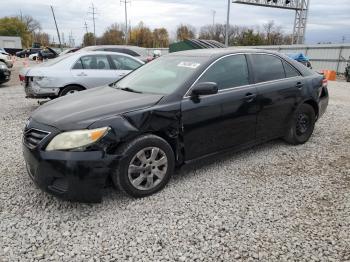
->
[{"left": 31, "top": 86, "right": 164, "bottom": 130}]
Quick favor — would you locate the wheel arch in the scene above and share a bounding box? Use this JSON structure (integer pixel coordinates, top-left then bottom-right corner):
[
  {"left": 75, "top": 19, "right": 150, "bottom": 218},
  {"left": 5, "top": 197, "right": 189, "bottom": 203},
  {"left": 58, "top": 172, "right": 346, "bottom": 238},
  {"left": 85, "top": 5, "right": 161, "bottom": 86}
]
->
[
  {"left": 303, "top": 99, "right": 319, "bottom": 119},
  {"left": 62, "top": 83, "right": 86, "bottom": 90}
]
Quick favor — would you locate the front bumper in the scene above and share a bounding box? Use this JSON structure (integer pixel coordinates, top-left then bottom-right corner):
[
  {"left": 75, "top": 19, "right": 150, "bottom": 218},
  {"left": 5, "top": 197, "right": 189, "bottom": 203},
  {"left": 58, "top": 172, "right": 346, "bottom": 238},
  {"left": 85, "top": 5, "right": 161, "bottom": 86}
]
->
[
  {"left": 23, "top": 145, "right": 119, "bottom": 202},
  {"left": 22, "top": 121, "right": 121, "bottom": 202}
]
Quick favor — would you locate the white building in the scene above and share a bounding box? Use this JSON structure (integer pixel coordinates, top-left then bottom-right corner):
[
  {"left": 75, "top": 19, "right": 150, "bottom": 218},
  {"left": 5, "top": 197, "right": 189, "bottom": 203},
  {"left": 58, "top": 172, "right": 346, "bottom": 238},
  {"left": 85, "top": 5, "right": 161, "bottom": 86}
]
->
[{"left": 0, "top": 36, "right": 22, "bottom": 49}]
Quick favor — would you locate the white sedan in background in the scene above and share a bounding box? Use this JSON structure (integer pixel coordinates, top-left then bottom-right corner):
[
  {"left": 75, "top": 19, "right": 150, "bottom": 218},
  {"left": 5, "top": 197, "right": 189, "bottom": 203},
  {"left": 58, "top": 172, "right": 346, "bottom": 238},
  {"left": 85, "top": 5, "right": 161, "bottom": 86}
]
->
[{"left": 19, "top": 51, "right": 144, "bottom": 99}]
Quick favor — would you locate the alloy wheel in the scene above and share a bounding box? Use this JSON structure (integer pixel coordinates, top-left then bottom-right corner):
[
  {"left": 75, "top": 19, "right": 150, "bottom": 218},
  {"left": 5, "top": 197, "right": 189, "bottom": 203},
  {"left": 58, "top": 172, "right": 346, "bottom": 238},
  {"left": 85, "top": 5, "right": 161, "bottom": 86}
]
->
[
  {"left": 128, "top": 147, "right": 168, "bottom": 191},
  {"left": 296, "top": 113, "right": 310, "bottom": 135}
]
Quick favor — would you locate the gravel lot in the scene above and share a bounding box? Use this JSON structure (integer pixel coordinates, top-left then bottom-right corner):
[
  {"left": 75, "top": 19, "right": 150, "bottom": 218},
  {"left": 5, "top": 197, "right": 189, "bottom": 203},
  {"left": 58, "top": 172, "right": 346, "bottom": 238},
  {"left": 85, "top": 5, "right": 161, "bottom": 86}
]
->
[{"left": 0, "top": 76, "right": 349, "bottom": 261}]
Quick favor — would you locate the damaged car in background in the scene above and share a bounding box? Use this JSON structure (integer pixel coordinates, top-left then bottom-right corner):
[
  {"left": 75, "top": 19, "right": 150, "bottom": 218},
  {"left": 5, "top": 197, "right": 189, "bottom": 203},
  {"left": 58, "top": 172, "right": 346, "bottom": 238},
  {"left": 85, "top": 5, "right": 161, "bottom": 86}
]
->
[
  {"left": 23, "top": 49, "right": 329, "bottom": 202},
  {"left": 19, "top": 51, "right": 144, "bottom": 98}
]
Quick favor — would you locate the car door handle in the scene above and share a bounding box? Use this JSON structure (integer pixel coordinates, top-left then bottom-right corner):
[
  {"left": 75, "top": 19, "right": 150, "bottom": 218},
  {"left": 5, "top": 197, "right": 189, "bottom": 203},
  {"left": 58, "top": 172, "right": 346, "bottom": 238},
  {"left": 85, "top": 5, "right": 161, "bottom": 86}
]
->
[
  {"left": 77, "top": 72, "right": 87, "bottom": 76},
  {"left": 296, "top": 82, "right": 303, "bottom": 89},
  {"left": 245, "top": 93, "right": 257, "bottom": 102}
]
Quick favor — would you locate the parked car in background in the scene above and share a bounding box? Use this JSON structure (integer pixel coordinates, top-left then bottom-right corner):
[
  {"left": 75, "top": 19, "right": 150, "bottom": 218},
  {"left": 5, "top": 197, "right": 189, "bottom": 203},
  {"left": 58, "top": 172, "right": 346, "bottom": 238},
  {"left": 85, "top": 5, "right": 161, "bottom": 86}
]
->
[
  {"left": 20, "top": 51, "right": 144, "bottom": 99},
  {"left": 22, "top": 49, "right": 329, "bottom": 202},
  {"left": 59, "top": 48, "right": 80, "bottom": 56},
  {"left": 38, "top": 47, "right": 59, "bottom": 60},
  {"left": 29, "top": 53, "right": 39, "bottom": 61},
  {"left": 16, "top": 48, "right": 41, "bottom": 58},
  {"left": 0, "top": 62, "right": 11, "bottom": 85},
  {"left": 0, "top": 48, "right": 9, "bottom": 55},
  {"left": 0, "top": 52, "right": 13, "bottom": 68},
  {"left": 345, "top": 56, "right": 350, "bottom": 82},
  {"left": 79, "top": 45, "right": 152, "bottom": 63}
]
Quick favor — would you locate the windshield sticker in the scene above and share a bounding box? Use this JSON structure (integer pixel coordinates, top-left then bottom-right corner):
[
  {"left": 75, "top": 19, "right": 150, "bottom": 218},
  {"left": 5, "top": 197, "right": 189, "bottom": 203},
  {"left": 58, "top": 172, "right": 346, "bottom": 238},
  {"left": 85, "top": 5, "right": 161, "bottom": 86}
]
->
[{"left": 177, "top": 62, "right": 201, "bottom": 69}]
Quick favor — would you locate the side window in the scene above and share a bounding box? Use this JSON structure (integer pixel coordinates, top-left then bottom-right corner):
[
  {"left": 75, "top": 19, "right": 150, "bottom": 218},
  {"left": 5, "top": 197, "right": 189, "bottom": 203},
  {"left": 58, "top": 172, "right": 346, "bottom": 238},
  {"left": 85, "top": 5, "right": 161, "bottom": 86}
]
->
[
  {"left": 80, "top": 55, "right": 110, "bottom": 70},
  {"left": 197, "top": 54, "right": 249, "bottom": 90},
  {"left": 111, "top": 55, "right": 142, "bottom": 70},
  {"left": 283, "top": 61, "right": 301, "bottom": 78},
  {"left": 251, "top": 54, "right": 285, "bottom": 83},
  {"left": 72, "top": 59, "right": 83, "bottom": 69}
]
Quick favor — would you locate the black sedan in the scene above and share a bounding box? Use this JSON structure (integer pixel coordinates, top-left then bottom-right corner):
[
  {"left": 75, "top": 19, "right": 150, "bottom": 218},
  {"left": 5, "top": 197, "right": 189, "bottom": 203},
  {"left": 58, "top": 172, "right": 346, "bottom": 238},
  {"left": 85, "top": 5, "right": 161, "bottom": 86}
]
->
[
  {"left": 23, "top": 49, "right": 329, "bottom": 202},
  {"left": 0, "top": 62, "right": 11, "bottom": 84}
]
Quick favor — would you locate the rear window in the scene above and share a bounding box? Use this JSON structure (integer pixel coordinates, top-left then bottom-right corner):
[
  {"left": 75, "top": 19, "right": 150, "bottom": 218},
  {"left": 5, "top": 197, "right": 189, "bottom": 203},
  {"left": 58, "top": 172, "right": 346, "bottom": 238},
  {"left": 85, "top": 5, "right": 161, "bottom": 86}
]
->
[
  {"left": 103, "top": 48, "right": 141, "bottom": 57},
  {"left": 251, "top": 54, "right": 285, "bottom": 83},
  {"left": 283, "top": 61, "right": 301, "bottom": 78}
]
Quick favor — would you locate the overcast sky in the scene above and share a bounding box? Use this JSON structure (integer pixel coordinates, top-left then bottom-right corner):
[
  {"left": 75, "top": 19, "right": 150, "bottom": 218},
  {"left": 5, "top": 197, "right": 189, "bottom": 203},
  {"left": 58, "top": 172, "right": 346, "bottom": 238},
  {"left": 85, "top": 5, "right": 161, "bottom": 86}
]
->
[{"left": 1, "top": 0, "right": 350, "bottom": 45}]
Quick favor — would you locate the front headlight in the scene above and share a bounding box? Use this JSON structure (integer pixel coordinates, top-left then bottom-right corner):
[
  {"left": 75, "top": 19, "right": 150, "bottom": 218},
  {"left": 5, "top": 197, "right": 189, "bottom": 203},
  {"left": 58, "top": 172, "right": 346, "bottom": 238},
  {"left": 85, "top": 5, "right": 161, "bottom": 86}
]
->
[
  {"left": 0, "top": 63, "right": 7, "bottom": 69},
  {"left": 46, "top": 127, "right": 110, "bottom": 151}
]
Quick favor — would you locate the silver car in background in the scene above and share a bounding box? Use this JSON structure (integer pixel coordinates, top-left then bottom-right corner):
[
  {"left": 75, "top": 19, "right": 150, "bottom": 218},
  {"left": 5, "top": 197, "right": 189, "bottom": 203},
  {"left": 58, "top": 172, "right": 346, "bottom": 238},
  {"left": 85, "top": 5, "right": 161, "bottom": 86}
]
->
[
  {"left": 78, "top": 45, "right": 151, "bottom": 63},
  {"left": 20, "top": 51, "right": 144, "bottom": 99}
]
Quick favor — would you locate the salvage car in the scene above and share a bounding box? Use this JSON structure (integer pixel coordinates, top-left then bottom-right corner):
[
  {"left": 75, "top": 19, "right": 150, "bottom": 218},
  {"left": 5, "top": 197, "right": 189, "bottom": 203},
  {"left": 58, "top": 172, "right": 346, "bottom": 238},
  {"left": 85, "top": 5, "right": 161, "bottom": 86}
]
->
[
  {"left": 20, "top": 51, "right": 144, "bottom": 99},
  {"left": 0, "top": 52, "right": 13, "bottom": 68},
  {"left": 0, "top": 62, "right": 11, "bottom": 84},
  {"left": 23, "top": 49, "right": 329, "bottom": 202}
]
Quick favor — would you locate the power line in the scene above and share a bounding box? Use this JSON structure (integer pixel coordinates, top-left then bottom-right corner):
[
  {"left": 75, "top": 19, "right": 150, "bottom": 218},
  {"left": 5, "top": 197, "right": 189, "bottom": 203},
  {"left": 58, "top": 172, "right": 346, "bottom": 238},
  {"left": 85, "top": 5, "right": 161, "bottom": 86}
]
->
[
  {"left": 121, "top": 0, "right": 130, "bottom": 45},
  {"left": 88, "top": 3, "right": 97, "bottom": 45}
]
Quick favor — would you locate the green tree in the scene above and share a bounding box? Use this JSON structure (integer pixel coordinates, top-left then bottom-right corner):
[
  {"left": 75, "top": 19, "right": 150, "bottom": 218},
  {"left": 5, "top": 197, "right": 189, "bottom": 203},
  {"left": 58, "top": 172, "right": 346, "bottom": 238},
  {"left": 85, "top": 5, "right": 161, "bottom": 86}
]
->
[
  {"left": 0, "top": 16, "right": 31, "bottom": 47},
  {"left": 83, "top": 32, "right": 95, "bottom": 46}
]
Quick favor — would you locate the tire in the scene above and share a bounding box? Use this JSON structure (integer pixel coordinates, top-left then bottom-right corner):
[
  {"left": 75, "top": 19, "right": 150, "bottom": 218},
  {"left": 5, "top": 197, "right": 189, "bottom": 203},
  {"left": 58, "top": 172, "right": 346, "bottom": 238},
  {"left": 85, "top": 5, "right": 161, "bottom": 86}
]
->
[
  {"left": 284, "top": 104, "right": 316, "bottom": 145},
  {"left": 33, "top": 56, "right": 37, "bottom": 61},
  {"left": 346, "top": 75, "right": 350, "bottom": 82},
  {"left": 112, "top": 134, "right": 175, "bottom": 198},
  {"left": 59, "top": 85, "right": 84, "bottom": 97}
]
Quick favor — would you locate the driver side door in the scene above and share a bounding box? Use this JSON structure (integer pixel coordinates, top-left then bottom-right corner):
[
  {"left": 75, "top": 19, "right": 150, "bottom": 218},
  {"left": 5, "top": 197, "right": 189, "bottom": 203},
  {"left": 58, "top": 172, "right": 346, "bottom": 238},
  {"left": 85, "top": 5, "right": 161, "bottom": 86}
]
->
[{"left": 181, "top": 54, "right": 258, "bottom": 160}]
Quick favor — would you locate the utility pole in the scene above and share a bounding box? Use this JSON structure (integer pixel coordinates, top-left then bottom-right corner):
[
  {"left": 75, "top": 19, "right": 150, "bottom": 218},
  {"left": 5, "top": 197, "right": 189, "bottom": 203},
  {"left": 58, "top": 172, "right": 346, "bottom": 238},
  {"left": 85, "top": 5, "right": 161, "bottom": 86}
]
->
[
  {"left": 212, "top": 10, "right": 216, "bottom": 27},
  {"left": 88, "top": 3, "right": 97, "bottom": 45},
  {"left": 342, "top": 36, "right": 346, "bottom": 44},
  {"left": 50, "top": 5, "right": 63, "bottom": 52},
  {"left": 84, "top": 21, "right": 89, "bottom": 34},
  {"left": 225, "top": 0, "right": 231, "bottom": 46},
  {"left": 121, "top": 0, "right": 130, "bottom": 45}
]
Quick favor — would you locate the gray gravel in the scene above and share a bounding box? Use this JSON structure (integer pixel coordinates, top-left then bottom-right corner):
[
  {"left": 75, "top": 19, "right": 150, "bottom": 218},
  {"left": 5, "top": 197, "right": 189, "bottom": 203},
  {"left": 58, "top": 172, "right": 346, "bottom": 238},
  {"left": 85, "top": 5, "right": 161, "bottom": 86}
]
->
[{"left": 0, "top": 81, "right": 349, "bottom": 261}]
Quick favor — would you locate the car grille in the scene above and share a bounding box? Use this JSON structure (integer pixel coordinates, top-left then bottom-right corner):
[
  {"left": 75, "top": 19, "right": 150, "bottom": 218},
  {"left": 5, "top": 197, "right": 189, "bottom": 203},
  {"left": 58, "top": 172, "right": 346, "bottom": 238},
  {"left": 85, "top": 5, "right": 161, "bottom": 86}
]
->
[{"left": 23, "top": 128, "right": 51, "bottom": 149}]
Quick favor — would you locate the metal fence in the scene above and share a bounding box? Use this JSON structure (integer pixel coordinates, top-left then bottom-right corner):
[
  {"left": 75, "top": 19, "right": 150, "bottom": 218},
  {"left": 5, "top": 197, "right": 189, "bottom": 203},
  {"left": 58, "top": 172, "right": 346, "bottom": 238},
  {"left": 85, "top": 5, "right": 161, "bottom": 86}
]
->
[
  {"left": 233, "top": 44, "right": 350, "bottom": 73},
  {"left": 146, "top": 44, "right": 350, "bottom": 74}
]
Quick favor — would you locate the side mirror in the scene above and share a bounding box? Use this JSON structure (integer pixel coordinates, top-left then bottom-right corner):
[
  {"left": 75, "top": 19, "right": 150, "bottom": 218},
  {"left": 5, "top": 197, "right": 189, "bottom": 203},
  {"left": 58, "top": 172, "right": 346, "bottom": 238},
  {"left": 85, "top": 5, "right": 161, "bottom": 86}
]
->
[{"left": 191, "top": 82, "right": 218, "bottom": 97}]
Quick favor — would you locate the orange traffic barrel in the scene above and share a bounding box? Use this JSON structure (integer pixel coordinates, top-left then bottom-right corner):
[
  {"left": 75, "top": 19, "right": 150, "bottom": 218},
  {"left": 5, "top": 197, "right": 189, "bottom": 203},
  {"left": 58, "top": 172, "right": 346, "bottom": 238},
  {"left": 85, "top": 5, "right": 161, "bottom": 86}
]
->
[{"left": 322, "top": 70, "right": 336, "bottom": 81}]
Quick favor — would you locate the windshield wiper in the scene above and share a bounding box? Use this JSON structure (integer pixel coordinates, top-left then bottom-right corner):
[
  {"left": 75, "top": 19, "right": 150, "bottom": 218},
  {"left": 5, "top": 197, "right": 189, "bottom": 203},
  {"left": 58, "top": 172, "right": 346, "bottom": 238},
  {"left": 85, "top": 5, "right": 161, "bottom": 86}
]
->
[{"left": 118, "top": 87, "right": 142, "bottom": 94}]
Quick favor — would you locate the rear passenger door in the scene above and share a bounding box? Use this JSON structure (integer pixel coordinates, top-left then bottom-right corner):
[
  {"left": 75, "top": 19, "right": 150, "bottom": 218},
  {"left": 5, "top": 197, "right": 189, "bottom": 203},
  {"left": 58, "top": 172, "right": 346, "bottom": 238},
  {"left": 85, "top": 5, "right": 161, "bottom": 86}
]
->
[
  {"left": 248, "top": 53, "right": 304, "bottom": 141},
  {"left": 71, "top": 54, "right": 116, "bottom": 88}
]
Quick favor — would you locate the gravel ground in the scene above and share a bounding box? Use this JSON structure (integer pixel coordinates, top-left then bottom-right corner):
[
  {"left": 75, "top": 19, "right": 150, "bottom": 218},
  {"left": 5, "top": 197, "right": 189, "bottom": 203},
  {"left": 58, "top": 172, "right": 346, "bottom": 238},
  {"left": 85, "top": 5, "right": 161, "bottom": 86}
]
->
[{"left": 0, "top": 81, "right": 349, "bottom": 261}]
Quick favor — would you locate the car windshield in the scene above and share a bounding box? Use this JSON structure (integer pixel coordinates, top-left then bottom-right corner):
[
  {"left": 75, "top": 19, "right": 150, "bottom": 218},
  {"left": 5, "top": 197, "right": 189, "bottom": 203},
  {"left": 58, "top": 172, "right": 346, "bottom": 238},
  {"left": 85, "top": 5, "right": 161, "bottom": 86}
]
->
[{"left": 113, "top": 56, "right": 207, "bottom": 95}]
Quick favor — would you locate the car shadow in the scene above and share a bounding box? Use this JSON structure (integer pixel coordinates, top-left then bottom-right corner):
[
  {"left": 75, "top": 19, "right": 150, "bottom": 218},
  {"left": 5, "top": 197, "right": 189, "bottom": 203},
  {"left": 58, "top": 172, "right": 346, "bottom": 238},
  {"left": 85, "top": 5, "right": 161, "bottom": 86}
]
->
[{"left": 102, "top": 138, "right": 288, "bottom": 202}]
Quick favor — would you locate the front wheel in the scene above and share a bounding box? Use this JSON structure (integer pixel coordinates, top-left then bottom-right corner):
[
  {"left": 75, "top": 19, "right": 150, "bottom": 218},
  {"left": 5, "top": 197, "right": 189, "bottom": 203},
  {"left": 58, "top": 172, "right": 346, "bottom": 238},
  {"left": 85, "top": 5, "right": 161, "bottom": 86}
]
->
[
  {"left": 284, "top": 104, "right": 316, "bottom": 145},
  {"left": 112, "top": 134, "right": 175, "bottom": 198}
]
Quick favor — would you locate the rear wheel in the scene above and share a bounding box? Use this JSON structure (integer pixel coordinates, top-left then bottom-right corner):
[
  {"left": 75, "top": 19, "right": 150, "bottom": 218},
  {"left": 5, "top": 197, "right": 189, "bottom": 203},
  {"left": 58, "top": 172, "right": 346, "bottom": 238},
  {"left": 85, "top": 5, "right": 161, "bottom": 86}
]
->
[
  {"left": 112, "top": 134, "right": 175, "bottom": 198},
  {"left": 346, "top": 74, "right": 350, "bottom": 82},
  {"left": 284, "top": 104, "right": 316, "bottom": 145},
  {"left": 59, "top": 85, "right": 84, "bottom": 97}
]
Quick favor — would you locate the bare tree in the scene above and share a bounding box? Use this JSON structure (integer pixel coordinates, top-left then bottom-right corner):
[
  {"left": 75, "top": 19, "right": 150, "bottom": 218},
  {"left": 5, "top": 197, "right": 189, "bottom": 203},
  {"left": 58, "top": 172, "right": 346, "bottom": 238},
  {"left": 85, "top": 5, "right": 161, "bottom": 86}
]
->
[{"left": 176, "top": 24, "right": 196, "bottom": 41}]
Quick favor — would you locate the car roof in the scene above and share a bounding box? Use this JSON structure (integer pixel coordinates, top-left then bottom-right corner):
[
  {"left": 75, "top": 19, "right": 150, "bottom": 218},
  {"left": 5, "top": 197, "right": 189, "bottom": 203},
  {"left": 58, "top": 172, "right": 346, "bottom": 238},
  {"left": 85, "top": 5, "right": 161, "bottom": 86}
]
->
[
  {"left": 81, "top": 45, "right": 147, "bottom": 51},
  {"left": 167, "top": 48, "right": 282, "bottom": 58}
]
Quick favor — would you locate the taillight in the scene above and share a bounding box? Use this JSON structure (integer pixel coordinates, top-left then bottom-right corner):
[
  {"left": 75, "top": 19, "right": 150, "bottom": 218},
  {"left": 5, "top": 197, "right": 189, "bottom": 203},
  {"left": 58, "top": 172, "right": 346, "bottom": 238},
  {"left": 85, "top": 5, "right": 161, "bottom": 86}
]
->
[
  {"left": 19, "top": 75, "right": 25, "bottom": 82},
  {"left": 322, "top": 78, "right": 328, "bottom": 88}
]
